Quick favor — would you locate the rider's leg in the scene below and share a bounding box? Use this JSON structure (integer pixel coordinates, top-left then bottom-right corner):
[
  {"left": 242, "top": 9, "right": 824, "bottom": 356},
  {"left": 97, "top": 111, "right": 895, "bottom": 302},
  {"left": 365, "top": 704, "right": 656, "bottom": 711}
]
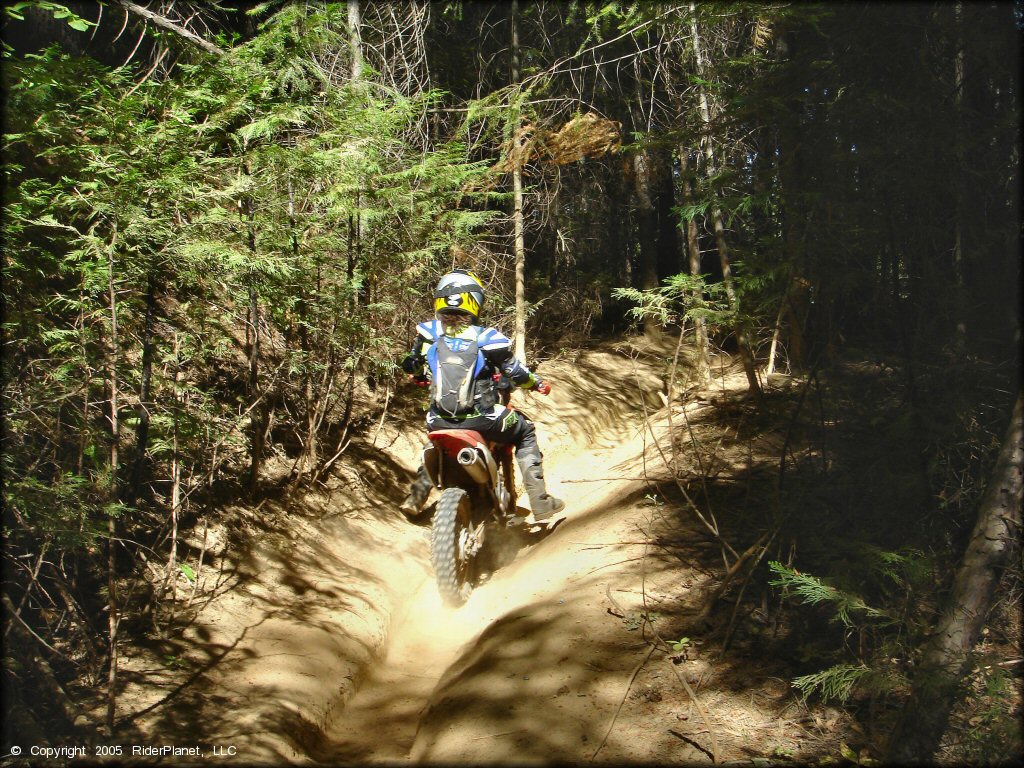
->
[
  {"left": 471, "top": 408, "right": 564, "bottom": 520},
  {"left": 511, "top": 419, "right": 565, "bottom": 521},
  {"left": 435, "top": 405, "right": 565, "bottom": 521},
  {"left": 400, "top": 453, "right": 434, "bottom": 517}
]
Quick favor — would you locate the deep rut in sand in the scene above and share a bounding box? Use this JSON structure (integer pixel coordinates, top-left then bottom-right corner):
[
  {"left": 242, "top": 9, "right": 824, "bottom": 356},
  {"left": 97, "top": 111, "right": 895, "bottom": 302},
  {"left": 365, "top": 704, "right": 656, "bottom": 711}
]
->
[
  {"left": 116, "top": 343, "right": 673, "bottom": 765},
  {"left": 317, "top": 412, "right": 683, "bottom": 764},
  {"left": 122, "top": 345, "right": 852, "bottom": 765},
  {"left": 311, "top": 352, "right": 720, "bottom": 765}
]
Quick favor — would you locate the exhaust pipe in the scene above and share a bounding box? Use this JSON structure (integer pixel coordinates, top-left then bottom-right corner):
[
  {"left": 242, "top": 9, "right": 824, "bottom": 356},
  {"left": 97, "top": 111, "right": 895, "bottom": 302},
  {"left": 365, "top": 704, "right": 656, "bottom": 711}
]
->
[{"left": 457, "top": 447, "right": 491, "bottom": 484}]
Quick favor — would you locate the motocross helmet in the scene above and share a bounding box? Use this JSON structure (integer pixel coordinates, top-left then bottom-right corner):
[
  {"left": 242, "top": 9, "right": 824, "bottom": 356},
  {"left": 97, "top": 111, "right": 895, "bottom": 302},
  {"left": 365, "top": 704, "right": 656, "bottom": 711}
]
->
[{"left": 433, "top": 269, "right": 484, "bottom": 322}]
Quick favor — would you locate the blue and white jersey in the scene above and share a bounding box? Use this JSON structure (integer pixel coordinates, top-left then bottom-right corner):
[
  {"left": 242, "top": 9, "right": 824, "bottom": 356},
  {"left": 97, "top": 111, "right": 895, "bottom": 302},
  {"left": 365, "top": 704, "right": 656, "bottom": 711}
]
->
[{"left": 407, "top": 320, "right": 536, "bottom": 388}]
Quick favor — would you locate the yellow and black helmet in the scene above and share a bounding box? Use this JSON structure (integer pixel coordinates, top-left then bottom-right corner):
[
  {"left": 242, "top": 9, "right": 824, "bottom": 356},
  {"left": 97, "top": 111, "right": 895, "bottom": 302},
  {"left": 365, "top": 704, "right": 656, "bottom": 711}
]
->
[{"left": 433, "top": 269, "right": 485, "bottom": 321}]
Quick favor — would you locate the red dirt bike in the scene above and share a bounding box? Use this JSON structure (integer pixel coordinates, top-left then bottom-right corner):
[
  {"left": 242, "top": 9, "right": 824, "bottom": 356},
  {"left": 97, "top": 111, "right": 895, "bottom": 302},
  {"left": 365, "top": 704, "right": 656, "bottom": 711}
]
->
[{"left": 422, "top": 428, "right": 562, "bottom": 605}]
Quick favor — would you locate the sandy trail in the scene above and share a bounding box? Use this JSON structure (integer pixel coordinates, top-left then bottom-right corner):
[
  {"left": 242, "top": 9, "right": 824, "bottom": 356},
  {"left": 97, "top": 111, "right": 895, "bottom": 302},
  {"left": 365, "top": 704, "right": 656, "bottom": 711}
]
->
[
  {"left": 318, "top": 400, "right": 681, "bottom": 763},
  {"left": 125, "top": 344, "right": 813, "bottom": 765},
  {"left": 111, "top": 347, "right": 862, "bottom": 766}
]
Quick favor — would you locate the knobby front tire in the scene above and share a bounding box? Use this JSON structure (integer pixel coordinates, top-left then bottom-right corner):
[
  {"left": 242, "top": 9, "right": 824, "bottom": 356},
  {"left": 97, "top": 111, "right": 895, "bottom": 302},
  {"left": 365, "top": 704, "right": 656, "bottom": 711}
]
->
[{"left": 430, "top": 487, "right": 474, "bottom": 606}]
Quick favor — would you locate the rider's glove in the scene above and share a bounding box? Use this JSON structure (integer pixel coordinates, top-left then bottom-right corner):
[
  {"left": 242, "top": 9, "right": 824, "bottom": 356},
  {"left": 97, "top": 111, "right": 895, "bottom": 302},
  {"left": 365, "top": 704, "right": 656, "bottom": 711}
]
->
[
  {"left": 401, "top": 353, "right": 425, "bottom": 374},
  {"left": 534, "top": 378, "right": 552, "bottom": 395}
]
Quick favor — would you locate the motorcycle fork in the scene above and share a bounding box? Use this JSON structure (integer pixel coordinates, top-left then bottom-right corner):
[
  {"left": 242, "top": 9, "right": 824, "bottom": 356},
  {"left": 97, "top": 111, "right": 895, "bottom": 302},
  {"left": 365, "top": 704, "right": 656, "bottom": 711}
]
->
[
  {"left": 498, "top": 446, "right": 518, "bottom": 518},
  {"left": 427, "top": 441, "right": 514, "bottom": 522}
]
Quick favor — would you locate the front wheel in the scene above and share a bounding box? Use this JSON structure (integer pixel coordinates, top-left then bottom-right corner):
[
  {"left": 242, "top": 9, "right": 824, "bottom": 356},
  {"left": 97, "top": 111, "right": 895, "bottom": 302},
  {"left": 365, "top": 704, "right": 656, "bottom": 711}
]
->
[{"left": 430, "top": 487, "right": 478, "bottom": 605}]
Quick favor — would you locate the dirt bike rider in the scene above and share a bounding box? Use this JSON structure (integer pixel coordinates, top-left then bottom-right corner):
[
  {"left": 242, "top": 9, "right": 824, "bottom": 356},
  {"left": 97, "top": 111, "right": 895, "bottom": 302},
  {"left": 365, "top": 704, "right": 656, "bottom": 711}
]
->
[{"left": 400, "top": 269, "right": 565, "bottom": 522}]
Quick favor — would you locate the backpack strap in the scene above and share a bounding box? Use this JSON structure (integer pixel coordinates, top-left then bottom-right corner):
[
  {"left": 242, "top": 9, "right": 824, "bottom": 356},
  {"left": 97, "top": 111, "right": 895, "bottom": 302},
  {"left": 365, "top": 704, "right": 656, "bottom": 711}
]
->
[{"left": 427, "top": 328, "right": 486, "bottom": 418}]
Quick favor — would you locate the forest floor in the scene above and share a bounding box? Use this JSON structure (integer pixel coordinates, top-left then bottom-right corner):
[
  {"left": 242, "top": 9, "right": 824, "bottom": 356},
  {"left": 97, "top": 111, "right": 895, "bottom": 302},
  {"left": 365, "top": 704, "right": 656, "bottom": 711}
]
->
[{"left": 109, "top": 338, "right": 870, "bottom": 765}]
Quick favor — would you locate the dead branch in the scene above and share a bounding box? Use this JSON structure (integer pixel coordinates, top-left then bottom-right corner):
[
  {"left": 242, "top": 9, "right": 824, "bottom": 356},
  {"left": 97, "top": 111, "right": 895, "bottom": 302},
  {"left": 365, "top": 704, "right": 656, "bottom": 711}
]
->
[
  {"left": 115, "top": 0, "right": 225, "bottom": 56},
  {"left": 591, "top": 642, "right": 657, "bottom": 761},
  {"left": 2, "top": 594, "right": 80, "bottom": 726},
  {"left": 695, "top": 528, "right": 775, "bottom": 624},
  {"left": 4, "top": 540, "right": 50, "bottom": 641},
  {"left": 633, "top": 368, "right": 739, "bottom": 562},
  {"left": 636, "top": 529, "right": 720, "bottom": 764},
  {"left": 720, "top": 529, "right": 778, "bottom": 651},
  {"left": 496, "top": 112, "right": 621, "bottom": 173}
]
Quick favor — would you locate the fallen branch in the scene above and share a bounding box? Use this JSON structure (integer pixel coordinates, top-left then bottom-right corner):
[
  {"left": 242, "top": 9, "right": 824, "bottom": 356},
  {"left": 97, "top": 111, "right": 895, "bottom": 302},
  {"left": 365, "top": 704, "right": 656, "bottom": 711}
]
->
[
  {"left": 721, "top": 529, "right": 778, "bottom": 652},
  {"left": 563, "top": 476, "right": 672, "bottom": 483},
  {"left": 2, "top": 594, "right": 79, "bottom": 725},
  {"left": 636, "top": 511, "right": 720, "bottom": 763},
  {"left": 4, "top": 539, "right": 50, "bottom": 641},
  {"left": 572, "top": 556, "right": 649, "bottom": 579},
  {"left": 590, "top": 642, "right": 657, "bottom": 761},
  {"left": 470, "top": 729, "right": 529, "bottom": 741},
  {"left": 662, "top": 657, "right": 719, "bottom": 764},
  {"left": 369, "top": 385, "right": 393, "bottom": 448},
  {"left": 185, "top": 517, "right": 209, "bottom": 609},
  {"left": 633, "top": 369, "right": 738, "bottom": 562},
  {"left": 115, "top": 0, "right": 225, "bottom": 56},
  {"left": 694, "top": 528, "right": 775, "bottom": 625}
]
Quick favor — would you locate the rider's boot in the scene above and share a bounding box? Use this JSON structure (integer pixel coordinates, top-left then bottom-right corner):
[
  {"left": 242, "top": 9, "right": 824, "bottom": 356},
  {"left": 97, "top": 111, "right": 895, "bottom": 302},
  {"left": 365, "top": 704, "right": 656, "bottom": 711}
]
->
[
  {"left": 400, "top": 464, "right": 433, "bottom": 518},
  {"left": 515, "top": 443, "right": 565, "bottom": 522}
]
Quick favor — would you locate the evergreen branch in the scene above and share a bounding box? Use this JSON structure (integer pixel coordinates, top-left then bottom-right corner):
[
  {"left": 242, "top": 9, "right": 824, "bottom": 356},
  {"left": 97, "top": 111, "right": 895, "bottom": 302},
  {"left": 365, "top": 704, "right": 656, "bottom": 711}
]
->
[
  {"left": 768, "top": 562, "right": 887, "bottom": 627},
  {"left": 792, "top": 663, "right": 871, "bottom": 704}
]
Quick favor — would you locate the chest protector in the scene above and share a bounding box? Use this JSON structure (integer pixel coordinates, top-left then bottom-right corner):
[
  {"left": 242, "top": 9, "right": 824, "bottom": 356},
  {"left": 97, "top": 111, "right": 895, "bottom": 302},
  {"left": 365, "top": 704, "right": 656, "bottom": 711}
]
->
[{"left": 428, "top": 333, "right": 486, "bottom": 417}]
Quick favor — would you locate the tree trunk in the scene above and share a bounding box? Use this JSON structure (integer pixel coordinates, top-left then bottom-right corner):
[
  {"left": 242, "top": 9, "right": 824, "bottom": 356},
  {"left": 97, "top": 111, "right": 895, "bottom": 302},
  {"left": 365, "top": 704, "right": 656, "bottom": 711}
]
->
[
  {"left": 77, "top": 272, "right": 90, "bottom": 475},
  {"left": 289, "top": 176, "right": 317, "bottom": 489},
  {"left": 244, "top": 199, "right": 264, "bottom": 500},
  {"left": 608, "top": 165, "right": 629, "bottom": 286},
  {"left": 767, "top": 280, "right": 810, "bottom": 376},
  {"left": 511, "top": 0, "right": 527, "bottom": 361},
  {"left": 715, "top": 215, "right": 762, "bottom": 396},
  {"left": 679, "top": 146, "right": 711, "bottom": 384},
  {"left": 655, "top": 149, "right": 680, "bottom": 280},
  {"left": 105, "top": 229, "right": 120, "bottom": 735},
  {"left": 107, "top": 242, "right": 120, "bottom": 487},
  {"left": 348, "top": 0, "right": 363, "bottom": 81},
  {"left": 331, "top": 207, "right": 359, "bottom": 458},
  {"left": 765, "top": 298, "right": 786, "bottom": 377},
  {"left": 785, "top": 294, "right": 805, "bottom": 371},
  {"left": 950, "top": 0, "right": 967, "bottom": 355},
  {"left": 166, "top": 333, "right": 182, "bottom": 626},
  {"left": 774, "top": 25, "right": 808, "bottom": 374},
  {"left": 128, "top": 272, "right": 157, "bottom": 503},
  {"left": 633, "top": 146, "right": 663, "bottom": 343},
  {"left": 886, "top": 392, "right": 1023, "bottom": 763},
  {"left": 688, "top": 3, "right": 761, "bottom": 397},
  {"left": 246, "top": 280, "right": 263, "bottom": 499}
]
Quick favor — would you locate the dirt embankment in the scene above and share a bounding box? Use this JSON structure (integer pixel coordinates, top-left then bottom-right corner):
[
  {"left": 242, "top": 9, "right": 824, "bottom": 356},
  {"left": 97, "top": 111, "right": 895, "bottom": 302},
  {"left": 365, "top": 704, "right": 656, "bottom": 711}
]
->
[{"left": 117, "top": 339, "right": 855, "bottom": 765}]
